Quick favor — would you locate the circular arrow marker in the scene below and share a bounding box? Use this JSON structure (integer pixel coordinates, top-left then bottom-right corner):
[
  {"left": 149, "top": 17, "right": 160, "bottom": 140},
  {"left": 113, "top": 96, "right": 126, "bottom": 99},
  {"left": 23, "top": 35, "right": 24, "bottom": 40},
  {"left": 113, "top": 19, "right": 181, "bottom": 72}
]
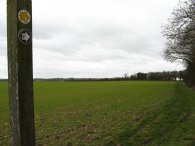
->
[
  {"left": 18, "top": 29, "right": 31, "bottom": 45},
  {"left": 18, "top": 10, "right": 31, "bottom": 24}
]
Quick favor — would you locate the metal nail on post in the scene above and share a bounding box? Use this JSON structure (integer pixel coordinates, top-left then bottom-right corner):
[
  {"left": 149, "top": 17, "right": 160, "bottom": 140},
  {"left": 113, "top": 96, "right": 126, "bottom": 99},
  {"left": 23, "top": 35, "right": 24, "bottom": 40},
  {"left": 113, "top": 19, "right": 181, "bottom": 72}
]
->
[{"left": 7, "top": 0, "right": 35, "bottom": 145}]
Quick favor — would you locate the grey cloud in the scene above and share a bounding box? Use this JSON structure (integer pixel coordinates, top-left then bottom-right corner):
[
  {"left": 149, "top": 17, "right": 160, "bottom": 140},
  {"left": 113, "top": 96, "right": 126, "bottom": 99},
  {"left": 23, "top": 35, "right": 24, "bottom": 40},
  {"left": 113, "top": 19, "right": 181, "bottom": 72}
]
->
[
  {"left": 1, "top": 0, "right": 183, "bottom": 78},
  {"left": 32, "top": 21, "right": 172, "bottom": 67}
]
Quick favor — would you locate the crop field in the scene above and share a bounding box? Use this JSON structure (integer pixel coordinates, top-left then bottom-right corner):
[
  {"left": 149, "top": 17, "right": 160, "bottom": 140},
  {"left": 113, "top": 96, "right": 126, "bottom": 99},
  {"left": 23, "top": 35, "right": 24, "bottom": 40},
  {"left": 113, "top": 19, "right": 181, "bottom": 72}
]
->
[{"left": 0, "top": 81, "right": 195, "bottom": 146}]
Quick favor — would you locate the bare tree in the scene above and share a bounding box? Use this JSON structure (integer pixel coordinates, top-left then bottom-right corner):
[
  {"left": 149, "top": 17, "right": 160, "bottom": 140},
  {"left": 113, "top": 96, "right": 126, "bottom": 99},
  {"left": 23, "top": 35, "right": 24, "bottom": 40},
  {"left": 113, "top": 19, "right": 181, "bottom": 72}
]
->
[
  {"left": 162, "top": 0, "right": 195, "bottom": 86},
  {"left": 123, "top": 73, "right": 129, "bottom": 79}
]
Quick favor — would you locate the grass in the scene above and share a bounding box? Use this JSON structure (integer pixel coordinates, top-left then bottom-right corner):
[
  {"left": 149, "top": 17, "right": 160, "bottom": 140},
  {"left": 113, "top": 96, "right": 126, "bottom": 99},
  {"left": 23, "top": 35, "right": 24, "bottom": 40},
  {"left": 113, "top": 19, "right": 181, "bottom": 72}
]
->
[{"left": 0, "top": 81, "right": 195, "bottom": 146}]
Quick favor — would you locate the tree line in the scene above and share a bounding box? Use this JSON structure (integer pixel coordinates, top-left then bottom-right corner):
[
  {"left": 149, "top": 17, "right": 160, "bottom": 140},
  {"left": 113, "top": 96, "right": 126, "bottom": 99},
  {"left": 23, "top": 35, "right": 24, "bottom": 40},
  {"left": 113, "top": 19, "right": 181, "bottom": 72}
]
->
[
  {"left": 0, "top": 70, "right": 183, "bottom": 82},
  {"left": 127, "top": 71, "right": 183, "bottom": 81},
  {"left": 162, "top": 0, "right": 195, "bottom": 87},
  {"left": 31, "top": 71, "right": 183, "bottom": 82}
]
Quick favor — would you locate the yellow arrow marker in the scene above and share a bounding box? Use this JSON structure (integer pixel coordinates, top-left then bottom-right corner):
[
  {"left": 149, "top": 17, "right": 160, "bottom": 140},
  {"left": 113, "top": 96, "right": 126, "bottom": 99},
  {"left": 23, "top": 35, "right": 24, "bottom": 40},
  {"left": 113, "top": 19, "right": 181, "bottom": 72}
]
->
[{"left": 18, "top": 10, "right": 31, "bottom": 24}]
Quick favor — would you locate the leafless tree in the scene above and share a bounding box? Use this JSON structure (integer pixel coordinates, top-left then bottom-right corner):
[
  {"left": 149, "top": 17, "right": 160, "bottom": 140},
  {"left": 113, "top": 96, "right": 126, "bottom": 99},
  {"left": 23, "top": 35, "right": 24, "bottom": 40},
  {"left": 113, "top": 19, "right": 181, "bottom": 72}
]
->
[
  {"left": 162, "top": 0, "right": 195, "bottom": 86},
  {"left": 123, "top": 73, "right": 129, "bottom": 79}
]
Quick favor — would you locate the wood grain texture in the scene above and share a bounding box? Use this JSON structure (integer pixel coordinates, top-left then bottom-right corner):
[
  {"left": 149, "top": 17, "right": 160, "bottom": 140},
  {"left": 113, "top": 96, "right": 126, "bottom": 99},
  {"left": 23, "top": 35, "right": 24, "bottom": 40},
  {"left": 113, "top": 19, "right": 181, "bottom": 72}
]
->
[{"left": 7, "top": 0, "right": 35, "bottom": 145}]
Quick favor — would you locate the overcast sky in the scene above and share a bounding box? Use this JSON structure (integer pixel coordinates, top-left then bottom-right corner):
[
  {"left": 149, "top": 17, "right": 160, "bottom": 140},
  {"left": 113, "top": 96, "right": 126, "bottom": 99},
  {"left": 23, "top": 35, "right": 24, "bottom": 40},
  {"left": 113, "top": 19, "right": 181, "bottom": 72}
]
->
[{"left": 0, "top": 0, "right": 184, "bottom": 78}]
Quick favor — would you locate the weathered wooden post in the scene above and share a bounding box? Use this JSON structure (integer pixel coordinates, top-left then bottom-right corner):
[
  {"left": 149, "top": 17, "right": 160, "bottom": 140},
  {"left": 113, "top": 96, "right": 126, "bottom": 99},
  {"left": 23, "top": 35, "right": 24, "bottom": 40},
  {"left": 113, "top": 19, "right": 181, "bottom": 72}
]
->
[{"left": 7, "top": 0, "right": 35, "bottom": 146}]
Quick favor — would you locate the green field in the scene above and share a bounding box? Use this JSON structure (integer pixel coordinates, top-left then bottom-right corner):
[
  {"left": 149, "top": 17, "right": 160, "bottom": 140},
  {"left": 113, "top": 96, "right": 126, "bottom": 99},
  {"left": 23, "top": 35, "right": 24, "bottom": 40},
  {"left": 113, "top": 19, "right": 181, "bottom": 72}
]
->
[{"left": 0, "top": 81, "right": 195, "bottom": 146}]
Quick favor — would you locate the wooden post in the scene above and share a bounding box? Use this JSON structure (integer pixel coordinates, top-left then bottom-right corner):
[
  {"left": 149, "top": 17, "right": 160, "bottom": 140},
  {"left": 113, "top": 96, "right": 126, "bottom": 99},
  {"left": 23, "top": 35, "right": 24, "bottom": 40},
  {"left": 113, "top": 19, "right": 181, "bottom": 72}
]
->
[{"left": 7, "top": 0, "right": 35, "bottom": 146}]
